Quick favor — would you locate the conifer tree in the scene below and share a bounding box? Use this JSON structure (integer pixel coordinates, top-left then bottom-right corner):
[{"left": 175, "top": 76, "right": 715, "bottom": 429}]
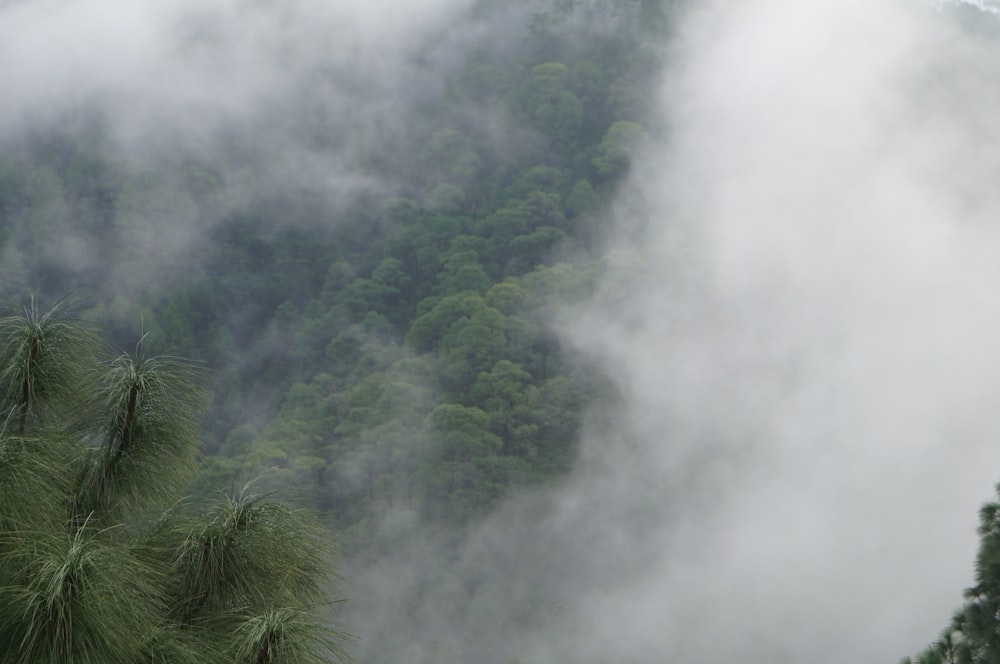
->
[
  {"left": 904, "top": 485, "right": 1000, "bottom": 664},
  {"left": 0, "top": 299, "right": 350, "bottom": 664}
]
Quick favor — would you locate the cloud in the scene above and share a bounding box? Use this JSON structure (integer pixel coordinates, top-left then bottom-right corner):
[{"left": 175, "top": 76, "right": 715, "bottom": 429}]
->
[
  {"left": 0, "top": 0, "right": 488, "bottom": 307},
  {"left": 529, "top": 0, "right": 1000, "bottom": 661},
  {"left": 338, "top": 2, "right": 1000, "bottom": 662},
  {"left": 0, "top": 0, "right": 476, "bottom": 142},
  {"left": 344, "top": 1, "right": 1000, "bottom": 662}
]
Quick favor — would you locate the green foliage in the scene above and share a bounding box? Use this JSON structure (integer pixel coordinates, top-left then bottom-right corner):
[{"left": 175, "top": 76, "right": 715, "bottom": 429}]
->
[
  {"left": 0, "top": 12, "right": 672, "bottom": 660},
  {"left": 592, "top": 120, "right": 648, "bottom": 176},
  {"left": 231, "top": 607, "right": 343, "bottom": 664},
  {"left": 902, "top": 629, "right": 973, "bottom": 664},
  {"left": 423, "top": 183, "right": 466, "bottom": 215},
  {"left": 419, "top": 404, "right": 512, "bottom": 524},
  {"left": 564, "top": 178, "right": 599, "bottom": 217},
  {"left": 456, "top": 47, "right": 507, "bottom": 101},
  {"left": 406, "top": 292, "right": 488, "bottom": 352},
  {"left": 0, "top": 8, "right": 685, "bottom": 662},
  {"left": 906, "top": 484, "right": 1000, "bottom": 663},
  {"left": 469, "top": 360, "right": 539, "bottom": 457},
  {"left": 421, "top": 129, "right": 482, "bottom": 189},
  {"left": 514, "top": 62, "right": 584, "bottom": 150},
  {"left": 0, "top": 432, "right": 73, "bottom": 532},
  {"left": 504, "top": 165, "right": 566, "bottom": 201},
  {"left": 74, "top": 346, "right": 210, "bottom": 524},
  {"left": 167, "top": 489, "right": 333, "bottom": 622},
  {"left": 0, "top": 303, "right": 349, "bottom": 664},
  {"left": 0, "top": 298, "right": 102, "bottom": 434},
  {"left": 0, "top": 527, "right": 163, "bottom": 664}
]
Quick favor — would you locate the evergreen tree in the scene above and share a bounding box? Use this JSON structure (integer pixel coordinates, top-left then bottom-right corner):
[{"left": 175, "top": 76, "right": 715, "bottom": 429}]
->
[
  {"left": 905, "top": 484, "right": 1000, "bottom": 664},
  {"left": 0, "top": 299, "right": 349, "bottom": 664}
]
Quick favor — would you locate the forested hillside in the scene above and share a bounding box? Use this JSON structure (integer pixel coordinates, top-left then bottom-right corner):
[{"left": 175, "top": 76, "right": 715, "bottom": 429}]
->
[
  {"left": 0, "top": 0, "right": 665, "bottom": 531},
  {"left": 0, "top": 1, "right": 673, "bottom": 661}
]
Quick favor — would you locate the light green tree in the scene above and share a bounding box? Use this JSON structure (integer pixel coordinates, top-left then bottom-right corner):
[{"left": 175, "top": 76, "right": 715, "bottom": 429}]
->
[
  {"left": 418, "top": 404, "right": 514, "bottom": 524},
  {"left": 592, "top": 120, "right": 648, "bottom": 176}
]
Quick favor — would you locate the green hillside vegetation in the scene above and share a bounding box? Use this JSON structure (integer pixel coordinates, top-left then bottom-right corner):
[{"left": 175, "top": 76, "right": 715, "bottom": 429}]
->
[
  {"left": 0, "top": 3, "right": 669, "bottom": 660},
  {"left": 904, "top": 484, "right": 1000, "bottom": 664},
  {"left": 0, "top": 0, "right": 667, "bottom": 545}
]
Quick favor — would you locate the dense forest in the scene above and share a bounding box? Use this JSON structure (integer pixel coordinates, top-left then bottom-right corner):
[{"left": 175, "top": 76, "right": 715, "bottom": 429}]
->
[
  {"left": 0, "top": 0, "right": 666, "bottom": 534},
  {"left": 3, "top": 0, "right": 1000, "bottom": 662},
  {"left": 0, "top": 1, "right": 670, "bottom": 661}
]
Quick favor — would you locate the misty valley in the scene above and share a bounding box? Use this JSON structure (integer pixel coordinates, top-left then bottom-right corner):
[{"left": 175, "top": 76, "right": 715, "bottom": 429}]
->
[{"left": 1, "top": 0, "right": 1000, "bottom": 662}]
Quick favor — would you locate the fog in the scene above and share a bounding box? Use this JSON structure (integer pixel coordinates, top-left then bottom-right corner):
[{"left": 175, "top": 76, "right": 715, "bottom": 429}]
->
[
  {"left": 0, "top": 0, "right": 482, "bottom": 283},
  {"left": 5, "top": 0, "right": 1000, "bottom": 661},
  {"left": 516, "top": 0, "right": 1000, "bottom": 660},
  {"left": 0, "top": 0, "right": 475, "bottom": 138},
  {"left": 349, "top": 1, "right": 1000, "bottom": 662}
]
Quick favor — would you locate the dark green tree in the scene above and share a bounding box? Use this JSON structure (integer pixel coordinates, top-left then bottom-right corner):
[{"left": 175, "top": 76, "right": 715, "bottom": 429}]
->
[
  {"left": 418, "top": 404, "right": 513, "bottom": 524},
  {"left": 905, "top": 484, "right": 1000, "bottom": 664}
]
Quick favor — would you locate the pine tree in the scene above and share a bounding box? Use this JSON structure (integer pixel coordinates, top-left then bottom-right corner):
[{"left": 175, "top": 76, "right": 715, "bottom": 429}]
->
[
  {"left": 0, "top": 299, "right": 350, "bottom": 664},
  {"left": 904, "top": 485, "right": 1000, "bottom": 664}
]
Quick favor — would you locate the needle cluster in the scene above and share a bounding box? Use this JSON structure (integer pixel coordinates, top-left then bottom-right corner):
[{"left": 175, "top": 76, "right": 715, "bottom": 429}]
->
[{"left": 0, "top": 300, "right": 350, "bottom": 664}]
